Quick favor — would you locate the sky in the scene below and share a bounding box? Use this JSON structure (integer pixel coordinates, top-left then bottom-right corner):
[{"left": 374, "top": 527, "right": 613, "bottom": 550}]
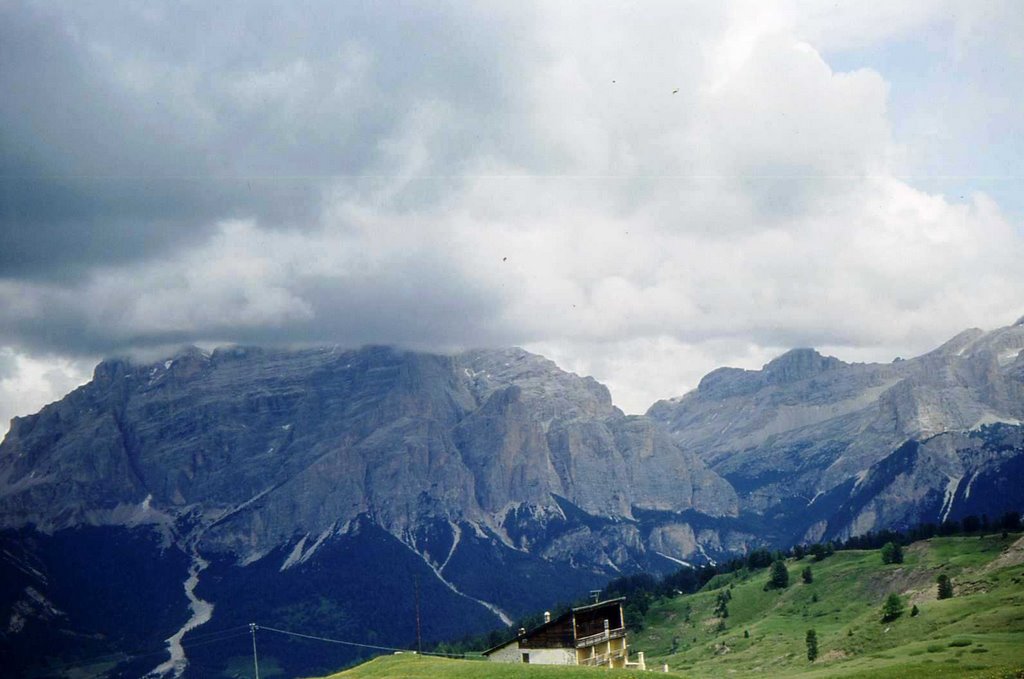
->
[{"left": 1, "top": 0, "right": 1023, "bottom": 433}]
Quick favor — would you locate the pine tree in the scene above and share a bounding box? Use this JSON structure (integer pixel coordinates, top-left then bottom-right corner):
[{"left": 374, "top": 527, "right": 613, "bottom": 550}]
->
[
  {"left": 806, "top": 629, "right": 818, "bottom": 662},
  {"left": 809, "top": 543, "right": 833, "bottom": 561},
  {"left": 766, "top": 559, "right": 790, "bottom": 589},
  {"left": 937, "top": 574, "right": 954, "bottom": 600},
  {"left": 911, "top": 604, "right": 920, "bottom": 617},
  {"left": 714, "top": 590, "right": 730, "bottom": 618},
  {"left": 802, "top": 566, "right": 813, "bottom": 584},
  {"left": 881, "top": 593, "right": 904, "bottom": 622},
  {"left": 881, "top": 541, "right": 904, "bottom": 564}
]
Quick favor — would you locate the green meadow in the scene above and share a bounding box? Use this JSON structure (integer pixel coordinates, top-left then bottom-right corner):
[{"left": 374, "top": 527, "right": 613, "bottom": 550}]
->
[
  {"left": 319, "top": 654, "right": 674, "bottom": 678},
  {"left": 636, "top": 533, "right": 1024, "bottom": 678},
  {"left": 325, "top": 534, "right": 1024, "bottom": 678}
]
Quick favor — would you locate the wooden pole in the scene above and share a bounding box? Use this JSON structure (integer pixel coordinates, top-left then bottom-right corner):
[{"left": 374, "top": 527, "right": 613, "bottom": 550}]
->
[
  {"left": 414, "top": 575, "right": 423, "bottom": 653},
  {"left": 250, "top": 623, "right": 261, "bottom": 679}
]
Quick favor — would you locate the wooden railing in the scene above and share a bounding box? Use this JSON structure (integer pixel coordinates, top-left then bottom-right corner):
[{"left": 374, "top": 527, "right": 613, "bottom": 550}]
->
[
  {"left": 578, "top": 645, "right": 628, "bottom": 667},
  {"left": 574, "top": 627, "right": 625, "bottom": 648}
]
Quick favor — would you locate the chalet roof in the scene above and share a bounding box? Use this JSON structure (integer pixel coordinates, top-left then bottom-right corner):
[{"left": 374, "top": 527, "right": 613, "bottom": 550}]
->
[
  {"left": 571, "top": 596, "right": 625, "bottom": 614},
  {"left": 481, "top": 598, "right": 625, "bottom": 656}
]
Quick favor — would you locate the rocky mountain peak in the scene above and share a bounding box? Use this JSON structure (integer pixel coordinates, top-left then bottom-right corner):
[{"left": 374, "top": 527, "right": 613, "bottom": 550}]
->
[
  {"left": 930, "top": 328, "right": 986, "bottom": 356},
  {"left": 459, "top": 347, "right": 615, "bottom": 422},
  {"left": 694, "top": 367, "right": 762, "bottom": 398},
  {"left": 762, "top": 348, "right": 845, "bottom": 385}
]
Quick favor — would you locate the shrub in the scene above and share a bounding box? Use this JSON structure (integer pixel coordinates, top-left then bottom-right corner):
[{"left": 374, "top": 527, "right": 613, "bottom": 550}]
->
[
  {"left": 911, "top": 604, "right": 920, "bottom": 617},
  {"left": 802, "top": 566, "right": 813, "bottom": 584}
]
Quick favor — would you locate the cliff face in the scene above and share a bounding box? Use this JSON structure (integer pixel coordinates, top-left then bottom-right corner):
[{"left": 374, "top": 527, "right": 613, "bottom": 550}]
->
[
  {"left": 648, "top": 321, "right": 1024, "bottom": 539},
  {"left": 826, "top": 423, "right": 1024, "bottom": 539},
  {"left": 0, "top": 344, "right": 743, "bottom": 677},
  {"left": 0, "top": 345, "right": 737, "bottom": 565}
]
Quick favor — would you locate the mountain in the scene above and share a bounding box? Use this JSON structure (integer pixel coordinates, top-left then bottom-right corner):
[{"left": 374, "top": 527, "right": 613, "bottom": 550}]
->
[
  {"left": 3, "top": 321, "right": 1023, "bottom": 677},
  {"left": 0, "top": 346, "right": 738, "bottom": 678},
  {"left": 648, "top": 319, "right": 1024, "bottom": 543}
]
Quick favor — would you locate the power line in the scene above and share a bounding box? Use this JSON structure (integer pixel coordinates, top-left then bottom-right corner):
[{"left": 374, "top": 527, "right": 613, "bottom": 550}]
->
[
  {"left": 31, "top": 627, "right": 251, "bottom": 676},
  {"left": 180, "top": 623, "right": 251, "bottom": 642},
  {"left": 255, "top": 623, "right": 483, "bottom": 658},
  {"left": 28, "top": 622, "right": 479, "bottom": 677}
]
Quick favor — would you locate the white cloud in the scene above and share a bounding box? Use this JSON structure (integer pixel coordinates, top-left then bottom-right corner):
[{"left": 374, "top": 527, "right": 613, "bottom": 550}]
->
[
  {"left": 1, "top": 1, "right": 1022, "bottom": 422},
  {"left": 0, "top": 350, "right": 92, "bottom": 437}
]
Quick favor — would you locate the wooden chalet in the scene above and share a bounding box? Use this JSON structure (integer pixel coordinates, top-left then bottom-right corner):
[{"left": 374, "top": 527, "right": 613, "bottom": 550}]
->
[{"left": 482, "top": 597, "right": 644, "bottom": 669}]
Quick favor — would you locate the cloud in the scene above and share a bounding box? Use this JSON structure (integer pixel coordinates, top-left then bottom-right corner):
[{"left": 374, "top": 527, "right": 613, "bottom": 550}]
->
[
  {"left": 0, "top": 349, "right": 92, "bottom": 433},
  {"left": 1, "top": 1, "right": 1022, "bottom": 422},
  {"left": 0, "top": 0, "right": 532, "bottom": 278}
]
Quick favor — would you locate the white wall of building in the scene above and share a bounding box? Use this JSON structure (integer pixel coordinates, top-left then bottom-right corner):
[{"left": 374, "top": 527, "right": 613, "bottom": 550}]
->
[
  {"left": 487, "top": 641, "right": 524, "bottom": 663},
  {"left": 523, "top": 648, "right": 576, "bottom": 665},
  {"left": 487, "top": 643, "right": 576, "bottom": 665}
]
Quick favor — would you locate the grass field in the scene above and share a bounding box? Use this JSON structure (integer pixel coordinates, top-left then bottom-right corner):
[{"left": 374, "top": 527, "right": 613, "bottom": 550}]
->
[
  {"left": 324, "top": 534, "right": 1024, "bottom": 679},
  {"left": 636, "top": 533, "right": 1024, "bottom": 678},
  {"left": 318, "top": 654, "right": 679, "bottom": 678}
]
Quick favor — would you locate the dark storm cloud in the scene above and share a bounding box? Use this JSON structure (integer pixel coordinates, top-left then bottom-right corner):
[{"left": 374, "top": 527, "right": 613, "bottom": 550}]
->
[
  {"left": 0, "top": 216, "right": 519, "bottom": 357},
  {"left": 2, "top": 0, "right": 1024, "bottom": 425},
  {"left": 0, "top": 351, "right": 16, "bottom": 380},
  {"left": 0, "top": 0, "right": 530, "bottom": 279}
]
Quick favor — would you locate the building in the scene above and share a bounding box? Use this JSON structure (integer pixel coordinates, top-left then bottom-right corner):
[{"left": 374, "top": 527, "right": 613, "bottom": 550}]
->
[{"left": 482, "top": 597, "right": 644, "bottom": 669}]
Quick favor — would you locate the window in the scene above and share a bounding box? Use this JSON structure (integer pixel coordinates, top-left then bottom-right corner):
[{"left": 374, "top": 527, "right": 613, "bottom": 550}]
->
[{"left": 522, "top": 652, "right": 530, "bottom": 663}]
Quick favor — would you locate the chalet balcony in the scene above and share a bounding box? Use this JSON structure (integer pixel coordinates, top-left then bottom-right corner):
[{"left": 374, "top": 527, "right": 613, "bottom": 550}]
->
[
  {"left": 574, "top": 627, "right": 626, "bottom": 648},
  {"left": 578, "top": 644, "right": 629, "bottom": 666}
]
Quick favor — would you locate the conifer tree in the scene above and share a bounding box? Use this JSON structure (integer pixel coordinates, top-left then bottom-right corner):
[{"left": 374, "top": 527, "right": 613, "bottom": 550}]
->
[
  {"left": 806, "top": 629, "right": 818, "bottom": 662},
  {"left": 881, "top": 593, "right": 904, "bottom": 622},
  {"left": 714, "top": 590, "right": 730, "bottom": 618},
  {"left": 766, "top": 559, "right": 790, "bottom": 589},
  {"left": 937, "top": 574, "right": 954, "bottom": 600},
  {"left": 881, "top": 541, "right": 904, "bottom": 564},
  {"left": 802, "top": 566, "right": 813, "bottom": 584}
]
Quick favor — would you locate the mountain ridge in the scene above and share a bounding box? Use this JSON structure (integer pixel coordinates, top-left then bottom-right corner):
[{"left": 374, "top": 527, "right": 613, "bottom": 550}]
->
[{"left": 1, "top": 323, "right": 1023, "bottom": 677}]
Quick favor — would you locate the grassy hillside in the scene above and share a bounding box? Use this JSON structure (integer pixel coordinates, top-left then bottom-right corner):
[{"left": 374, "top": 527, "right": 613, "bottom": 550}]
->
[
  {"left": 635, "top": 533, "right": 1024, "bottom": 678},
  {"left": 324, "top": 534, "right": 1024, "bottom": 679},
  {"left": 318, "top": 654, "right": 677, "bottom": 678}
]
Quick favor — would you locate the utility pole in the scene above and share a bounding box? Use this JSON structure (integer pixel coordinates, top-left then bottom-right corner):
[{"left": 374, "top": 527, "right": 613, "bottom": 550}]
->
[
  {"left": 414, "top": 575, "right": 422, "bottom": 654},
  {"left": 250, "top": 623, "right": 260, "bottom": 679}
]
